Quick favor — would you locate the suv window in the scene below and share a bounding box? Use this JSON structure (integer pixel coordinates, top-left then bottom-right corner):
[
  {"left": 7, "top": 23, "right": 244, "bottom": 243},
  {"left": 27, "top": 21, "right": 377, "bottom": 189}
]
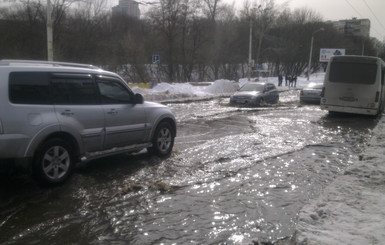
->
[
  {"left": 9, "top": 72, "right": 51, "bottom": 104},
  {"left": 51, "top": 74, "right": 99, "bottom": 105},
  {"left": 9, "top": 72, "right": 99, "bottom": 105},
  {"left": 97, "top": 78, "right": 133, "bottom": 104}
]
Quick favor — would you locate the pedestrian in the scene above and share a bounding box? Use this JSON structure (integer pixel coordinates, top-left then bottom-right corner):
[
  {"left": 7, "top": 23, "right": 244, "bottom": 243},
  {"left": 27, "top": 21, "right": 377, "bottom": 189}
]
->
[
  {"left": 293, "top": 75, "right": 297, "bottom": 87},
  {"left": 285, "top": 75, "right": 288, "bottom": 86},
  {"left": 288, "top": 75, "right": 292, "bottom": 87},
  {"left": 278, "top": 74, "right": 283, "bottom": 86}
]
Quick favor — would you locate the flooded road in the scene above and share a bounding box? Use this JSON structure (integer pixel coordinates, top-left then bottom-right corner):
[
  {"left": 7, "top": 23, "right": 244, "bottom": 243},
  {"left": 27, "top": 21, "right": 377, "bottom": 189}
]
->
[{"left": 0, "top": 90, "right": 380, "bottom": 244}]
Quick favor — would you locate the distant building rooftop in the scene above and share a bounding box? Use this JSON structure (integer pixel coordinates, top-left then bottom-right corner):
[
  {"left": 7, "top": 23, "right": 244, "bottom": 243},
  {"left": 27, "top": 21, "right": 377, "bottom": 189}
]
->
[
  {"left": 112, "top": 0, "right": 140, "bottom": 18},
  {"left": 332, "top": 18, "right": 370, "bottom": 38}
]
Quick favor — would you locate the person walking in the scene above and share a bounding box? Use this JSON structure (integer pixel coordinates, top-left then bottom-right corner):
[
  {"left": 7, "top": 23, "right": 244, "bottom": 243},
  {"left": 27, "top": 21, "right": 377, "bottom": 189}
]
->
[
  {"left": 278, "top": 74, "right": 283, "bottom": 86},
  {"left": 288, "top": 75, "right": 292, "bottom": 87}
]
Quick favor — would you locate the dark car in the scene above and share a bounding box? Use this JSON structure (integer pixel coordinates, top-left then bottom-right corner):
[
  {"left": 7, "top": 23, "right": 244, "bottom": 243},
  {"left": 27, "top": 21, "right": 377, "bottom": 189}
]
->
[
  {"left": 230, "top": 82, "right": 279, "bottom": 106},
  {"left": 300, "top": 82, "right": 323, "bottom": 104}
]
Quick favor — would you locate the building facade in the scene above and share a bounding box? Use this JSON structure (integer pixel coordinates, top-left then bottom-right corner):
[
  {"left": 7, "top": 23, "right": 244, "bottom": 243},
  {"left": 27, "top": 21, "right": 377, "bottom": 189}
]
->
[
  {"left": 112, "top": 0, "right": 140, "bottom": 18},
  {"left": 332, "top": 18, "right": 371, "bottom": 37}
]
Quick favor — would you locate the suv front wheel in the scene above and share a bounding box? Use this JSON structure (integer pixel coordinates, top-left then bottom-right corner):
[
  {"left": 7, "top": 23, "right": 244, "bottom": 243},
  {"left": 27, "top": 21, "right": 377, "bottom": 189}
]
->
[{"left": 33, "top": 138, "right": 75, "bottom": 185}]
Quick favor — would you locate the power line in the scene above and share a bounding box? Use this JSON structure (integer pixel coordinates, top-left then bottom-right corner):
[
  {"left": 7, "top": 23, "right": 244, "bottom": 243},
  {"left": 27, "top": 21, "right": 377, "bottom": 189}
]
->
[
  {"left": 344, "top": 0, "right": 383, "bottom": 39},
  {"left": 344, "top": 0, "right": 363, "bottom": 18},
  {"left": 362, "top": 0, "right": 385, "bottom": 31}
]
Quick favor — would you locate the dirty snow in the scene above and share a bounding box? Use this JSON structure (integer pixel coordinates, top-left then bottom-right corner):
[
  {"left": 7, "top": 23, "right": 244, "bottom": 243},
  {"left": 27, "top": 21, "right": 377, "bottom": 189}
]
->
[
  {"left": 132, "top": 74, "right": 325, "bottom": 102},
  {"left": 295, "top": 115, "right": 385, "bottom": 244}
]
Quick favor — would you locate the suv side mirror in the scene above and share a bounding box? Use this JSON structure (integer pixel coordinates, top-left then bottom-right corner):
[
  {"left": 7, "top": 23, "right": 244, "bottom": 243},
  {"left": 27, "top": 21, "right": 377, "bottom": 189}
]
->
[{"left": 134, "top": 93, "right": 144, "bottom": 104}]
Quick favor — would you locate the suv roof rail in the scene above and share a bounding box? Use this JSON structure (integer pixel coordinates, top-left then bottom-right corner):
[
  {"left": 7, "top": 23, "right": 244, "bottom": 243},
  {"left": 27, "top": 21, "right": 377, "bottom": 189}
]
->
[{"left": 0, "top": 59, "right": 101, "bottom": 69}]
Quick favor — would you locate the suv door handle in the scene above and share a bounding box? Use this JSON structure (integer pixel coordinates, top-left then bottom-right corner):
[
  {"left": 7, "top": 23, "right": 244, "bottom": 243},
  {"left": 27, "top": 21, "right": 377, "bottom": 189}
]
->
[
  {"left": 61, "top": 110, "right": 74, "bottom": 116},
  {"left": 107, "top": 109, "right": 118, "bottom": 115}
]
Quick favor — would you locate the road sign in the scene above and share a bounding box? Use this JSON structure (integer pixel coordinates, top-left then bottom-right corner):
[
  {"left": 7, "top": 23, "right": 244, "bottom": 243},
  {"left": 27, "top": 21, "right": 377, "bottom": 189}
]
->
[{"left": 152, "top": 54, "right": 160, "bottom": 64}]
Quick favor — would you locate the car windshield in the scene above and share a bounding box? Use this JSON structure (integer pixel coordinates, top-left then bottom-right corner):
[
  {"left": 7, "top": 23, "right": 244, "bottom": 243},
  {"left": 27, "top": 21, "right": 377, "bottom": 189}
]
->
[{"left": 239, "top": 83, "right": 264, "bottom": 92}]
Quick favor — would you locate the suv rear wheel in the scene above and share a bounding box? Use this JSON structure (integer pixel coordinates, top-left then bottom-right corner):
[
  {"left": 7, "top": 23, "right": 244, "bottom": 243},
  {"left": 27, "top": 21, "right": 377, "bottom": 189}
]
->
[
  {"left": 148, "top": 122, "right": 175, "bottom": 156},
  {"left": 33, "top": 138, "right": 75, "bottom": 185}
]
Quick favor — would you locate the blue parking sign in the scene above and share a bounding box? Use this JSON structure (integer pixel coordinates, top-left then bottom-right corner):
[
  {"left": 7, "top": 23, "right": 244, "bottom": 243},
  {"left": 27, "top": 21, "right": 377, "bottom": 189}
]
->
[{"left": 153, "top": 55, "right": 160, "bottom": 64}]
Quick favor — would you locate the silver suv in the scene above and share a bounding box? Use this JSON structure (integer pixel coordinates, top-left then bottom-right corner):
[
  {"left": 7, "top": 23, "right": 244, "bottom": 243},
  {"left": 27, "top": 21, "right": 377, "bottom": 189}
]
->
[{"left": 0, "top": 60, "right": 176, "bottom": 184}]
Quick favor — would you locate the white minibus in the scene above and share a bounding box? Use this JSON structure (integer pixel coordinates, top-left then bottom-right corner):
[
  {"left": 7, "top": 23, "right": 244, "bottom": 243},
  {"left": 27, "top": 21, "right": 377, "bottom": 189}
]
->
[{"left": 320, "top": 55, "right": 385, "bottom": 115}]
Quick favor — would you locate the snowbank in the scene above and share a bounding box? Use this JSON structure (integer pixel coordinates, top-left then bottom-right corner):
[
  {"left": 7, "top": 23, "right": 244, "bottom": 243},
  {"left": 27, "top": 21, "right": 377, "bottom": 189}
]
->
[
  {"left": 150, "top": 79, "right": 240, "bottom": 95},
  {"left": 296, "top": 115, "right": 385, "bottom": 244},
  {"left": 132, "top": 79, "right": 239, "bottom": 102},
  {"left": 132, "top": 74, "right": 326, "bottom": 102}
]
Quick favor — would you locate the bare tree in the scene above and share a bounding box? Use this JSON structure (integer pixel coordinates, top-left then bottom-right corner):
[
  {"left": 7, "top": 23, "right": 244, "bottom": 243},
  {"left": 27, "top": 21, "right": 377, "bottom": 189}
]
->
[
  {"left": 147, "top": 0, "right": 190, "bottom": 82},
  {"left": 270, "top": 7, "right": 325, "bottom": 78},
  {"left": 1, "top": 0, "right": 380, "bottom": 82},
  {"left": 253, "top": 0, "right": 276, "bottom": 68},
  {"left": 203, "top": 0, "right": 220, "bottom": 22},
  {"left": 0, "top": 1, "right": 46, "bottom": 59},
  {"left": 76, "top": 0, "right": 108, "bottom": 18}
]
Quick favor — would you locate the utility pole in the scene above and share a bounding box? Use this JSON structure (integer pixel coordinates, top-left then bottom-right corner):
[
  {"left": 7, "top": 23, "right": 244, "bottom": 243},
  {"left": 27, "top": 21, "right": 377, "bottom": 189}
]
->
[
  {"left": 247, "top": 5, "right": 261, "bottom": 81},
  {"left": 307, "top": 28, "right": 324, "bottom": 80},
  {"left": 47, "top": 0, "right": 53, "bottom": 61},
  {"left": 248, "top": 16, "right": 253, "bottom": 81}
]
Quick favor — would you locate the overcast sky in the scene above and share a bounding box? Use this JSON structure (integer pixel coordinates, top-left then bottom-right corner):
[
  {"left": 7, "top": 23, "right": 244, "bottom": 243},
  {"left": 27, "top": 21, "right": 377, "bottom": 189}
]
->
[{"left": 224, "top": 0, "right": 385, "bottom": 41}]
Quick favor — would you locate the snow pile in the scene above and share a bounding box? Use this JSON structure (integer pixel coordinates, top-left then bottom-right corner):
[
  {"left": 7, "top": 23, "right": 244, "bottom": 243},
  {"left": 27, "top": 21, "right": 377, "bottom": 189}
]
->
[
  {"left": 133, "top": 79, "right": 239, "bottom": 102},
  {"left": 149, "top": 79, "right": 239, "bottom": 95},
  {"left": 296, "top": 115, "right": 385, "bottom": 244},
  {"left": 152, "top": 82, "right": 205, "bottom": 95},
  {"left": 204, "top": 79, "right": 239, "bottom": 94},
  {"left": 132, "top": 73, "right": 326, "bottom": 102}
]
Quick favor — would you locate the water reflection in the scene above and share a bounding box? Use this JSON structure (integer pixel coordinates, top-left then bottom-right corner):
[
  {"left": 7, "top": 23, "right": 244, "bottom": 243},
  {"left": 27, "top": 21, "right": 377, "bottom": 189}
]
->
[{"left": 0, "top": 94, "right": 380, "bottom": 244}]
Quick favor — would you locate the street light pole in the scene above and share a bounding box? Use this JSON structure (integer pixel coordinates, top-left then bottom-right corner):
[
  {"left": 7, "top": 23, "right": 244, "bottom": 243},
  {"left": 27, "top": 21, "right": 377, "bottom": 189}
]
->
[
  {"left": 307, "top": 28, "right": 324, "bottom": 80},
  {"left": 247, "top": 5, "right": 261, "bottom": 81},
  {"left": 248, "top": 16, "right": 253, "bottom": 81},
  {"left": 47, "top": 0, "right": 53, "bottom": 61}
]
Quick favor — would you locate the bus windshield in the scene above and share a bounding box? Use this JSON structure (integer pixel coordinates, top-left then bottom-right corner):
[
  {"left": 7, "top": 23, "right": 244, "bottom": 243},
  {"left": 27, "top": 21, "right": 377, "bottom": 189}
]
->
[{"left": 329, "top": 62, "right": 377, "bottom": 84}]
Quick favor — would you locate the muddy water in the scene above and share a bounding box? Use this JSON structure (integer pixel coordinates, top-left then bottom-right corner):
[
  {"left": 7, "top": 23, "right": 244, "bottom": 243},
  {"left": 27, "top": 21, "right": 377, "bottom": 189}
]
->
[{"left": 0, "top": 90, "right": 379, "bottom": 244}]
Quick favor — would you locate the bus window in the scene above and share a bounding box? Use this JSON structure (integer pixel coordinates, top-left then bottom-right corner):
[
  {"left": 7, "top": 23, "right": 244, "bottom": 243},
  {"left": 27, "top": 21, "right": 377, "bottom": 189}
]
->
[{"left": 329, "top": 62, "right": 377, "bottom": 84}]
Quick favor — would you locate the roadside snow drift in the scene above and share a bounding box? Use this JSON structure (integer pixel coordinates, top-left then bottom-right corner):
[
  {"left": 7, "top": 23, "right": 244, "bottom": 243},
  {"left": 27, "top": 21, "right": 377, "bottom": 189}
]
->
[{"left": 296, "top": 115, "right": 385, "bottom": 244}]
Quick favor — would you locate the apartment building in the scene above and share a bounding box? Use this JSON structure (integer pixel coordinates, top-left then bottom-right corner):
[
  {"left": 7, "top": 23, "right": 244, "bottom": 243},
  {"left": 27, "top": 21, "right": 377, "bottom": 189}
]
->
[
  {"left": 332, "top": 18, "right": 370, "bottom": 37},
  {"left": 112, "top": 0, "right": 140, "bottom": 18}
]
